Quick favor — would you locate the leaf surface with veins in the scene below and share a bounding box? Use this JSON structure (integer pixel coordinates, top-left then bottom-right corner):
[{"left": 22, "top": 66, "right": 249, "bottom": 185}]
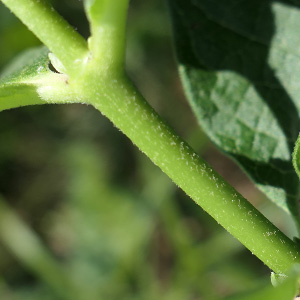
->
[{"left": 169, "top": 0, "right": 300, "bottom": 224}]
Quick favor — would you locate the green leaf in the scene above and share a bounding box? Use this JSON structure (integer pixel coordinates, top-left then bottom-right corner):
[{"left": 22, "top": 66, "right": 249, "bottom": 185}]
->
[
  {"left": 0, "top": 46, "right": 69, "bottom": 112},
  {"left": 0, "top": 46, "right": 50, "bottom": 111},
  {"left": 169, "top": 0, "right": 300, "bottom": 222}
]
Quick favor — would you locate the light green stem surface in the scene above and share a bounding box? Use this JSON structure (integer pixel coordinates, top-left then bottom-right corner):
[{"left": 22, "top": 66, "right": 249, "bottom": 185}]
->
[
  {"left": 85, "top": 0, "right": 130, "bottom": 70},
  {"left": 1, "top": 0, "right": 89, "bottom": 77},
  {"left": 78, "top": 73, "right": 300, "bottom": 274}
]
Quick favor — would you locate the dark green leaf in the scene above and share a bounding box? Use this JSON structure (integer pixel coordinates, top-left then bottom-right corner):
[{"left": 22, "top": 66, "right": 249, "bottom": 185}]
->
[{"left": 169, "top": 0, "right": 300, "bottom": 222}]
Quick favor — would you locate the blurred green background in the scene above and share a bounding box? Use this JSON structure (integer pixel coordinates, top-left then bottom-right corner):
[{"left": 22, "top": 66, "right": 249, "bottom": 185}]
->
[{"left": 0, "top": 1, "right": 297, "bottom": 299}]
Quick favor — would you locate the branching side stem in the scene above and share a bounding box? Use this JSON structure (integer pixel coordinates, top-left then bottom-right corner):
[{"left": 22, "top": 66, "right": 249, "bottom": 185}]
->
[
  {"left": 1, "top": 0, "right": 89, "bottom": 77},
  {"left": 84, "top": 0, "right": 130, "bottom": 71}
]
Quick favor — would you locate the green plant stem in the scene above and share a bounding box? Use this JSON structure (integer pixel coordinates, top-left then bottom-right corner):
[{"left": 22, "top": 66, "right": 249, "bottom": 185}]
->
[
  {"left": 85, "top": 0, "right": 129, "bottom": 71},
  {"left": 78, "top": 73, "right": 300, "bottom": 275},
  {"left": 1, "top": 0, "right": 89, "bottom": 77}
]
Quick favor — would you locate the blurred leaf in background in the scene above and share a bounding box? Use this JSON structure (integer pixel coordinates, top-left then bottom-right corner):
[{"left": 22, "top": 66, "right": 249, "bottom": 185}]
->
[{"left": 0, "top": 1, "right": 297, "bottom": 299}]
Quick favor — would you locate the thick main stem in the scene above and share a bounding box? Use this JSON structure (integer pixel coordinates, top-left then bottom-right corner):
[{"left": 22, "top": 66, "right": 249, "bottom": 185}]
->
[
  {"left": 80, "top": 74, "right": 300, "bottom": 274},
  {"left": 1, "top": 0, "right": 89, "bottom": 77}
]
